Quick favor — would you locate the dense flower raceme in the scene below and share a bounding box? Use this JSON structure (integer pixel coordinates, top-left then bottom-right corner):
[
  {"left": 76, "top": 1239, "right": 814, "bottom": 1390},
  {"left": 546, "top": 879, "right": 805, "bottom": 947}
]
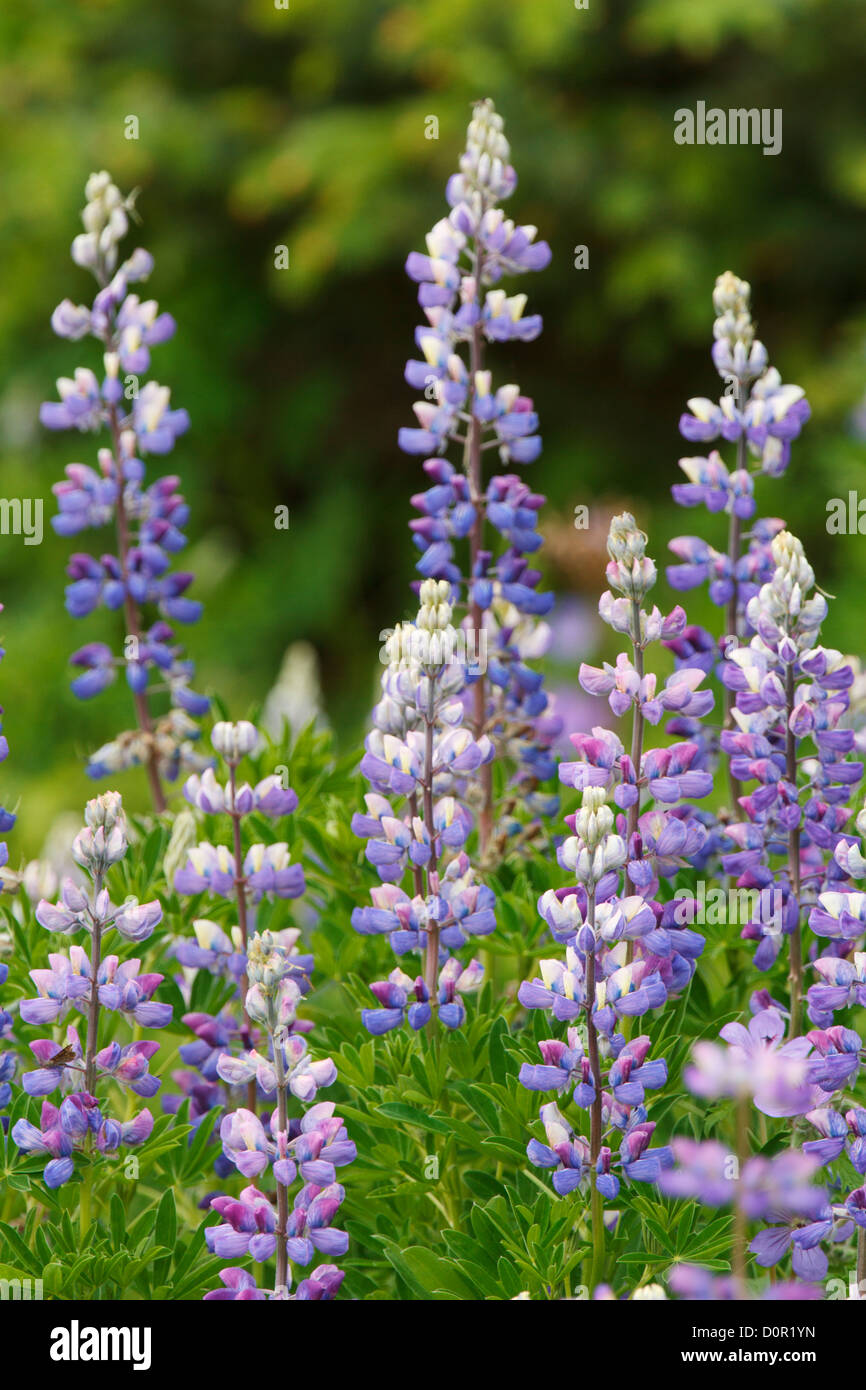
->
[
  {"left": 516, "top": 515, "right": 717, "bottom": 1282},
  {"left": 400, "top": 99, "right": 560, "bottom": 855},
  {"left": 715, "top": 532, "right": 863, "bottom": 1017},
  {"left": 202, "top": 931, "right": 355, "bottom": 1300},
  {"left": 168, "top": 722, "right": 312, "bottom": 1166},
  {"left": 352, "top": 581, "right": 492, "bottom": 1031},
  {"left": 41, "top": 172, "right": 209, "bottom": 803},
  {"left": 573, "top": 513, "right": 715, "bottom": 895},
  {"left": 9, "top": 793, "right": 166, "bottom": 1186},
  {"left": 517, "top": 783, "right": 701, "bottom": 1205},
  {"left": 667, "top": 273, "right": 810, "bottom": 639}
]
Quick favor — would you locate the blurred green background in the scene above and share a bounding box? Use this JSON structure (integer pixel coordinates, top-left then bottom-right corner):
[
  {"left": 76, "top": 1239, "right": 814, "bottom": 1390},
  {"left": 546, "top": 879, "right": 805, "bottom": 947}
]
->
[{"left": 2, "top": 0, "right": 866, "bottom": 853}]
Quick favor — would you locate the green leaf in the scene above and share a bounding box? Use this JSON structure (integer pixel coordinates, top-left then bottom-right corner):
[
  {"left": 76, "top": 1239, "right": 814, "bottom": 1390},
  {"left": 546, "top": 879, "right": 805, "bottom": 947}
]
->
[{"left": 376, "top": 1103, "right": 452, "bottom": 1135}]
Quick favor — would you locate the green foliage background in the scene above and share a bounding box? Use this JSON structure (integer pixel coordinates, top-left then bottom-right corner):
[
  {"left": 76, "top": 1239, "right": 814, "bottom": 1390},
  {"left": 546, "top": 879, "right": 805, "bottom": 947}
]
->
[{"left": 2, "top": 0, "right": 866, "bottom": 852}]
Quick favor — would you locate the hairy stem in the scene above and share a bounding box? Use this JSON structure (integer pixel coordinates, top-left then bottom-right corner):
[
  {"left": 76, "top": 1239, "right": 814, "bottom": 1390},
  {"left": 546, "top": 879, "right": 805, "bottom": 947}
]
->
[
  {"left": 732, "top": 1092, "right": 750, "bottom": 1287},
  {"left": 84, "top": 871, "right": 105, "bottom": 1095},
  {"left": 107, "top": 401, "right": 167, "bottom": 813},
  {"left": 467, "top": 236, "right": 492, "bottom": 856},
  {"left": 229, "top": 762, "right": 257, "bottom": 1113},
  {"left": 273, "top": 1036, "right": 290, "bottom": 1297},
  {"left": 785, "top": 664, "right": 803, "bottom": 1037},
  {"left": 584, "top": 887, "right": 605, "bottom": 1290},
  {"left": 422, "top": 713, "right": 440, "bottom": 1007},
  {"left": 723, "top": 388, "right": 748, "bottom": 818},
  {"left": 626, "top": 600, "right": 645, "bottom": 859}
]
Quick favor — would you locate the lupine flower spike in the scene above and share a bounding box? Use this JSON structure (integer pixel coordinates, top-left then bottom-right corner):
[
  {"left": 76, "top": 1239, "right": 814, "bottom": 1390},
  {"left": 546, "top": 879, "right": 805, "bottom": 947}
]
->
[
  {"left": 401, "top": 99, "right": 559, "bottom": 861},
  {"left": 42, "top": 172, "right": 209, "bottom": 807},
  {"left": 172, "top": 720, "right": 308, "bottom": 1121},
  {"left": 12, "top": 793, "right": 167, "bottom": 1188},
  {"left": 518, "top": 514, "right": 715, "bottom": 1293},
  {"left": 353, "top": 580, "right": 491, "bottom": 1025},
  {"left": 667, "top": 272, "right": 810, "bottom": 811},
  {"left": 202, "top": 931, "right": 355, "bottom": 1295}
]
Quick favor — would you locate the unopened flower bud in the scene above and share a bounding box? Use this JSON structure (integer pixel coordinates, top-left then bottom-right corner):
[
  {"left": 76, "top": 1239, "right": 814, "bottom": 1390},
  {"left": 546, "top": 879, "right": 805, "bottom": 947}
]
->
[{"left": 212, "top": 720, "right": 259, "bottom": 763}]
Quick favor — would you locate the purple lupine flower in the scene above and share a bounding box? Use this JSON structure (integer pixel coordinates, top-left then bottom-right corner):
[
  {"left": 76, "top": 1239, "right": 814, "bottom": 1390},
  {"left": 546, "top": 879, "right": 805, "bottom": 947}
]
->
[
  {"left": 12, "top": 1093, "right": 153, "bottom": 1188},
  {"left": 803, "top": 1107, "right": 866, "bottom": 1172},
  {"left": 668, "top": 1264, "right": 821, "bottom": 1301},
  {"left": 12, "top": 793, "right": 165, "bottom": 1187},
  {"left": 43, "top": 172, "right": 209, "bottom": 802},
  {"left": 684, "top": 1008, "right": 815, "bottom": 1118},
  {"left": 515, "top": 513, "right": 720, "bottom": 1295},
  {"left": 292, "top": 1263, "right": 346, "bottom": 1301},
  {"left": 206, "top": 939, "right": 355, "bottom": 1298},
  {"left": 94, "top": 1040, "right": 161, "bottom": 1097},
  {"left": 353, "top": 581, "right": 494, "bottom": 1027},
  {"left": 716, "top": 533, "right": 863, "bottom": 1028},
  {"left": 0, "top": 959, "right": 14, "bottom": 1110},
  {"left": 203, "top": 1268, "right": 268, "bottom": 1301},
  {"left": 21, "top": 1027, "right": 84, "bottom": 1096},
  {"left": 178, "top": 770, "right": 354, "bottom": 1302},
  {"left": 173, "top": 727, "right": 307, "bottom": 957},
  {"left": 667, "top": 273, "right": 809, "bottom": 631},
  {"left": 399, "top": 101, "right": 559, "bottom": 859},
  {"left": 220, "top": 1107, "right": 275, "bottom": 1179},
  {"left": 206, "top": 1186, "right": 278, "bottom": 1262}
]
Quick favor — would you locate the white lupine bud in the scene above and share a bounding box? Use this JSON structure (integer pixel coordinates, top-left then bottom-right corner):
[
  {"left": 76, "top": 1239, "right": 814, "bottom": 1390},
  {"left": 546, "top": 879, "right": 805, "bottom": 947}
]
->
[
  {"left": 85, "top": 170, "right": 112, "bottom": 201},
  {"left": 71, "top": 233, "right": 99, "bottom": 268},
  {"left": 607, "top": 512, "right": 646, "bottom": 565},
  {"left": 212, "top": 720, "right": 259, "bottom": 762},
  {"left": 603, "top": 835, "right": 627, "bottom": 872},
  {"left": 713, "top": 271, "right": 751, "bottom": 315},
  {"left": 83, "top": 202, "right": 104, "bottom": 235},
  {"left": 605, "top": 514, "right": 658, "bottom": 601},
  {"left": 771, "top": 531, "right": 814, "bottom": 593},
  {"left": 575, "top": 793, "right": 614, "bottom": 851},
  {"left": 85, "top": 791, "right": 124, "bottom": 832}
]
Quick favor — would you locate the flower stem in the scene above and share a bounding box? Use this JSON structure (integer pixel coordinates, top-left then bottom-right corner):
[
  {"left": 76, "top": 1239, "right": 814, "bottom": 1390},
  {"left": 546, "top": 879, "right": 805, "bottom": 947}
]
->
[
  {"left": 229, "top": 761, "right": 257, "bottom": 1114},
  {"left": 621, "top": 605, "right": 645, "bottom": 1040},
  {"left": 422, "top": 713, "right": 440, "bottom": 1009},
  {"left": 785, "top": 664, "right": 803, "bottom": 1038},
  {"left": 107, "top": 401, "right": 167, "bottom": 814},
  {"left": 273, "top": 1038, "right": 290, "bottom": 1297},
  {"left": 584, "top": 887, "right": 605, "bottom": 1291},
  {"left": 467, "top": 240, "right": 492, "bottom": 857},
  {"left": 723, "top": 390, "right": 747, "bottom": 818},
  {"left": 626, "top": 600, "right": 645, "bottom": 861},
  {"left": 732, "top": 1092, "right": 750, "bottom": 1287},
  {"left": 84, "top": 871, "right": 105, "bottom": 1095},
  {"left": 79, "top": 1163, "right": 93, "bottom": 1242}
]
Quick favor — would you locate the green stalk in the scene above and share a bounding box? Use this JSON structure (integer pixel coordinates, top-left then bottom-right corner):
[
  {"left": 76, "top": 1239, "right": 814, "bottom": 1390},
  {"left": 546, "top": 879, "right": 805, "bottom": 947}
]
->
[
  {"left": 785, "top": 664, "right": 803, "bottom": 1038},
  {"left": 584, "top": 886, "right": 606, "bottom": 1291},
  {"left": 732, "top": 1092, "right": 750, "bottom": 1287},
  {"left": 272, "top": 1035, "right": 290, "bottom": 1296}
]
